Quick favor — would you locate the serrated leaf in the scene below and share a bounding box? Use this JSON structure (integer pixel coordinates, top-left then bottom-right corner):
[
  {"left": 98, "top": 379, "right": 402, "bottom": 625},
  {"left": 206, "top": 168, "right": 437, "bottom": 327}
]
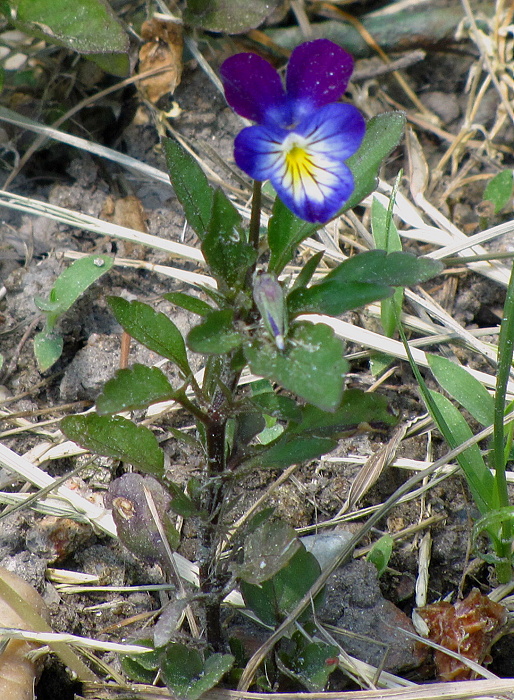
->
[
  {"left": 428, "top": 354, "right": 494, "bottom": 427},
  {"left": 202, "top": 190, "right": 256, "bottom": 290},
  {"left": 288, "top": 279, "right": 393, "bottom": 316},
  {"left": 108, "top": 297, "right": 190, "bottom": 375},
  {"left": 160, "top": 644, "right": 234, "bottom": 700},
  {"left": 61, "top": 414, "right": 164, "bottom": 476},
  {"left": 187, "top": 309, "right": 242, "bottom": 354},
  {"left": 163, "top": 292, "right": 214, "bottom": 317},
  {"left": 237, "top": 520, "right": 301, "bottom": 585},
  {"left": 484, "top": 170, "right": 514, "bottom": 214},
  {"left": 343, "top": 112, "right": 406, "bottom": 212},
  {"left": 244, "top": 322, "right": 348, "bottom": 411},
  {"left": 96, "top": 364, "right": 176, "bottom": 414},
  {"left": 33, "top": 332, "right": 63, "bottom": 372},
  {"left": 268, "top": 198, "right": 318, "bottom": 275},
  {"left": 8, "top": 0, "right": 129, "bottom": 75},
  {"left": 163, "top": 139, "right": 214, "bottom": 240},
  {"left": 183, "top": 0, "right": 282, "bottom": 33}
]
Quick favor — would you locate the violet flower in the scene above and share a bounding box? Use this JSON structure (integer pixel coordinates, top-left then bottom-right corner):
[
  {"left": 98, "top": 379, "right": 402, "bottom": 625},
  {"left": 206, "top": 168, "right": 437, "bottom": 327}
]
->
[{"left": 220, "top": 39, "right": 365, "bottom": 224}]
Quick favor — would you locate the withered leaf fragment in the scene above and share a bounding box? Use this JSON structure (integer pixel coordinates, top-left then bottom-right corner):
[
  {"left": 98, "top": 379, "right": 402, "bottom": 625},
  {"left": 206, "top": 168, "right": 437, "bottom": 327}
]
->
[
  {"left": 138, "top": 18, "right": 183, "bottom": 104},
  {"left": 417, "top": 588, "right": 507, "bottom": 680}
]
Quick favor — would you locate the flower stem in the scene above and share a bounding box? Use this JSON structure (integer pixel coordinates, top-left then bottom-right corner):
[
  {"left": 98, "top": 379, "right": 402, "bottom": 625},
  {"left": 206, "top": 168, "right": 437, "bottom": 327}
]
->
[{"left": 249, "top": 179, "right": 262, "bottom": 252}]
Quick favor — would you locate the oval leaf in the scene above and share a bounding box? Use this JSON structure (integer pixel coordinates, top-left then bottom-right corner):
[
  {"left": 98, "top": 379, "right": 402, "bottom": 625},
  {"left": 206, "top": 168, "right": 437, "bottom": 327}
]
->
[
  {"left": 61, "top": 413, "right": 164, "bottom": 476},
  {"left": 183, "top": 0, "right": 282, "bottom": 33},
  {"left": 237, "top": 519, "right": 301, "bottom": 585},
  {"left": 288, "top": 279, "right": 393, "bottom": 316},
  {"left": 108, "top": 297, "right": 190, "bottom": 375},
  {"left": 33, "top": 332, "right": 63, "bottom": 372},
  {"left": 163, "top": 138, "right": 214, "bottom": 240},
  {"left": 325, "top": 249, "right": 443, "bottom": 286},
  {"left": 10, "top": 0, "right": 129, "bottom": 74}
]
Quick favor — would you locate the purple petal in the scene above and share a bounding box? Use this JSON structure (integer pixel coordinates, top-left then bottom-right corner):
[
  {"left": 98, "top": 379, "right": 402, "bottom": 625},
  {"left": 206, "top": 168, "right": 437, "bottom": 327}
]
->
[
  {"left": 286, "top": 39, "right": 354, "bottom": 115},
  {"left": 220, "top": 52, "right": 286, "bottom": 123}
]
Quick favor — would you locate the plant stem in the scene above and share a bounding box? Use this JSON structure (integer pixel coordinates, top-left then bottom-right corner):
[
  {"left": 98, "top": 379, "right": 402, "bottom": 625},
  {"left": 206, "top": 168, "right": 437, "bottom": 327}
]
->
[
  {"left": 492, "top": 261, "right": 514, "bottom": 581},
  {"left": 200, "top": 416, "right": 228, "bottom": 651},
  {"left": 249, "top": 179, "right": 262, "bottom": 252}
]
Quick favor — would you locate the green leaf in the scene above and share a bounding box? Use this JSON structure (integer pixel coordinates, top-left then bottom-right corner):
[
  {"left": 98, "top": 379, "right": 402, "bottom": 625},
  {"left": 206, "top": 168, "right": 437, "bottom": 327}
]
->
[
  {"left": 240, "top": 544, "right": 321, "bottom": 627},
  {"left": 244, "top": 322, "right": 348, "bottom": 412},
  {"left": 168, "top": 482, "right": 204, "bottom": 518},
  {"left": 280, "top": 636, "right": 340, "bottom": 692},
  {"left": 202, "top": 190, "right": 256, "bottom": 290},
  {"left": 289, "top": 250, "right": 442, "bottom": 318},
  {"left": 484, "top": 170, "right": 514, "bottom": 214},
  {"left": 33, "top": 332, "right": 63, "bottom": 372},
  {"left": 163, "top": 139, "right": 214, "bottom": 240},
  {"left": 7, "top": 0, "right": 129, "bottom": 76},
  {"left": 96, "top": 364, "right": 176, "bottom": 414},
  {"left": 183, "top": 0, "right": 282, "bottom": 33},
  {"left": 34, "top": 254, "right": 113, "bottom": 322},
  {"left": 290, "top": 250, "right": 325, "bottom": 292},
  {"left": 371, "top": 197, "right": 402, "bottom": 252},
  {"left": 249, "top": 393, "right": 302, "bottom": 423},
  {"left": 325, "top": 249, "right": 443, "bottom": 286},
  {"left": 367, "top": 534, "right": 394, "bottom": 576},
  {"left": 268, "top": 198, "right": 318, "bottom": 275},
  {"left": 288, "top": 279, "right": 393, "bottom": 316},
  {"left": 428, "top": 391, "right": 494, "bottom": 514},
  {"left": 108, "top": 297, "right": 190, "bottom": 375},
  {"left": 61, "top": 414, "right": 164, "bottom": 477},
  {"left": 160, "top": 644, "right": 234, "bottom": 700},
  {"left": 343, "top": 112, "right": 406, "bottom": 212},
  {"left": 292, "top": 388, "right": 396, "bottom": 437},
  {"left": 237, "top": 520, "right": 301, "bottom": 585},
  {"left": 427, "top": 354, "right": 494, "bottom": 427},
  {"left": 163, "top": 292, "right": 214, "bottom": 317},
  {"left": 255, "top": 435, "right": 337, "bottom": 469},
  {"left": 371, "top": 196, "right": 404, "bottom": 337},
  {"left": 187, "top": 309, "right": 242, "bottom": 354}
]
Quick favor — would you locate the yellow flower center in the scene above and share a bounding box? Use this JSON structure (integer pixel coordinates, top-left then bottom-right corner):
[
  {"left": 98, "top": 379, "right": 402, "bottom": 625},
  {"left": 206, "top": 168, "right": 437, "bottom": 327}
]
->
[{"left": 285, "top": 144, "right": 315, "bottom": 183}]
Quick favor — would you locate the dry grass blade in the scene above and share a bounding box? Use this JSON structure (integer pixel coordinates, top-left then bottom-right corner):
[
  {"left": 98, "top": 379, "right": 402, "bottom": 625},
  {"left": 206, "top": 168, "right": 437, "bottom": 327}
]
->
[
  {"left": 81, "top": 677, "right": 514, "bottom": 700},
  {"left": 338, "top": 422, "right": 408, "bottom": 515}
]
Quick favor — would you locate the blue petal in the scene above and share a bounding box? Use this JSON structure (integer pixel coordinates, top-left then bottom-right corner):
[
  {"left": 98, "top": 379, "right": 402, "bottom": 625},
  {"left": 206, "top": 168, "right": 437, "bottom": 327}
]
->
[
  {"left": 286, "top": 40, "right": 354, "bottom": 117},
  {"left": 234, "top": 124, "right": 289, "bottom": 181},
  {"left": 295, "top": 103, "right": 366, "bottom": 161},
  {"left": 220, "top": 52, "right": 287, "bottom": 124},
  {"left": 233, "top": 103, "right": 365, "bottom": 223}
]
